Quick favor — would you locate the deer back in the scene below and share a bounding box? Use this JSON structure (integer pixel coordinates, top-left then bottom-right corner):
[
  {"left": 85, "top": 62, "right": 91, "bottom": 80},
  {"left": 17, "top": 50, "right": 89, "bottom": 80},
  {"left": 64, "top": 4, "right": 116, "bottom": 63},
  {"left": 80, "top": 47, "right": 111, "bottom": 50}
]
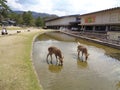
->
[
  {"left": 78, "top": 45, "right": 88, "bottom": 54},
  {"left": 48, "top": 46, "right": 62, "bottom": 58}
]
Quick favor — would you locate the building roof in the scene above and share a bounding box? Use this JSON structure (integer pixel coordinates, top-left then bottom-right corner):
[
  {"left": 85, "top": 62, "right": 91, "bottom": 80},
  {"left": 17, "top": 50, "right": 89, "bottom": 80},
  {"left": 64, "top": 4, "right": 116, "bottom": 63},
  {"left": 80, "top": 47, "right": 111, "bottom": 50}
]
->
[
  {"left": 80, "top": 7, "right": 120, "bottom": 16},
  {"left": 45, "top": 7, "right": 120, "bottom": 22},
  {"left": 45, "top": 14, "right": 80, "bottom": 22}
]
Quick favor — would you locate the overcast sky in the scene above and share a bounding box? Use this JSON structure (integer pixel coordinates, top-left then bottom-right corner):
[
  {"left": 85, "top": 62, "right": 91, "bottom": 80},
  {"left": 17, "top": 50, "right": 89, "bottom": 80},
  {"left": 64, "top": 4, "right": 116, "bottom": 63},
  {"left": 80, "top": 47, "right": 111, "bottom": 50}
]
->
[{"left": 7, "top": 0, "right": 119, "bottom": 16}]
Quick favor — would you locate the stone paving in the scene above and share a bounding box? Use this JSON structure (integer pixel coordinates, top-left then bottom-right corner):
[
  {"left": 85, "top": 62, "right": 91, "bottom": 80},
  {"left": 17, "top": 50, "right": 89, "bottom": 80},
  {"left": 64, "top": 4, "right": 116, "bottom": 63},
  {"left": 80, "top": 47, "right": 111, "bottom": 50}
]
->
[{"left": 61, "top": 30, "right": 120, "bottom": 49}]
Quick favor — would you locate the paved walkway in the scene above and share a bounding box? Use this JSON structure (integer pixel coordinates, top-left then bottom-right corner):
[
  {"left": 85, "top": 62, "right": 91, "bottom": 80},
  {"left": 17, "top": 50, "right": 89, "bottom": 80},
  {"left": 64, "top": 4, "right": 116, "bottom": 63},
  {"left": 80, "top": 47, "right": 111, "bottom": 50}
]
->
[{"left": 61, "top": 30, "right": 120, "bottom": 49}]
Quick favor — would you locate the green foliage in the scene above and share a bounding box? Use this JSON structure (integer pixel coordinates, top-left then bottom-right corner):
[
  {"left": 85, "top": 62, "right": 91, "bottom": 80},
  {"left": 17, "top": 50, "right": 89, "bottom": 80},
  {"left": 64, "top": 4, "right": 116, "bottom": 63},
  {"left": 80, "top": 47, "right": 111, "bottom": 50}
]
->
[
  {"left": 10, "top": 11, "right": 45, "bottom": 27},
  {"left": 17, "top": 14, "right": 24, "bottom": 25},
  {"left": 22, "top": 11, "right": 35, "bottom": 26},
  {"left": 0, "top": 0, "right": 46, "bottom": 27},
  {"left": 35, "top": 16, "right": 44, "bottom": 27},
  {"left": 0, "top": 3, "right": 45, "bottom": 27},
  {"left": 0, "top": 0, "right": 11, "bottom": 21}
]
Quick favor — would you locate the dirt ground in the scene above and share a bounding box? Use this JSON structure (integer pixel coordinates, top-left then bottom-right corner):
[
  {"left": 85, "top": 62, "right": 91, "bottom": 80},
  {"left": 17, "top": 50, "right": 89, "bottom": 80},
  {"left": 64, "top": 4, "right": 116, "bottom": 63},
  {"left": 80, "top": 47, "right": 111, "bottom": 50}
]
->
[{"left": 0, "top": 28, "right": 43, "bottom": 90}]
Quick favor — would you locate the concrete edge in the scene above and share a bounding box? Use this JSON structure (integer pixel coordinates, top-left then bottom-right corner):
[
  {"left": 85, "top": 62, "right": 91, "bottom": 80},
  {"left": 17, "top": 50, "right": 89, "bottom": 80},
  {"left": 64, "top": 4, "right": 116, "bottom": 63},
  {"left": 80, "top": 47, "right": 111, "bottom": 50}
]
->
[
  {"left": 60, "top": 31, "right": 120, "bottom": 50},
  {"left": 31, "top": 31, "right": 45, "bottom": 90}
]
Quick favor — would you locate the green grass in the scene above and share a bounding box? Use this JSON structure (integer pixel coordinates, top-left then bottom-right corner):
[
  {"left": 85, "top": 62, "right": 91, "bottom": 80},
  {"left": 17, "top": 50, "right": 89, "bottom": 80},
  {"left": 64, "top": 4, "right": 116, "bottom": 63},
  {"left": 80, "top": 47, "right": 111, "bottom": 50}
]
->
[{"left": 0, "top": 30, "right": 43, "bottom": 90}]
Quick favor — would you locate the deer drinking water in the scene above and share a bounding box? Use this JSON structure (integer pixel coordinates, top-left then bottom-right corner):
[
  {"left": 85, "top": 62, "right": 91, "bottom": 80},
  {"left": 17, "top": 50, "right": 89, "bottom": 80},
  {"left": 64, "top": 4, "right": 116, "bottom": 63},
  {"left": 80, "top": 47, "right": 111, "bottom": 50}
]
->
[
  {"left": 46, "top": 46, "right": 64, "bottom": 66},
  {"left": 77, "top": 42, "right": 89, "bottom": 61}
]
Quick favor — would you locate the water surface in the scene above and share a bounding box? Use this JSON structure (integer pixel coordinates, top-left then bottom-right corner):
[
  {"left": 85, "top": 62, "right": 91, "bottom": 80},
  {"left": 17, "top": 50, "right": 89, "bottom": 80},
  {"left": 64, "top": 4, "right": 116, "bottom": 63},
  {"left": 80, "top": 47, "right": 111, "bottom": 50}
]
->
[{"left": 33, "top": 32, "right": 120, "bottom": 90}]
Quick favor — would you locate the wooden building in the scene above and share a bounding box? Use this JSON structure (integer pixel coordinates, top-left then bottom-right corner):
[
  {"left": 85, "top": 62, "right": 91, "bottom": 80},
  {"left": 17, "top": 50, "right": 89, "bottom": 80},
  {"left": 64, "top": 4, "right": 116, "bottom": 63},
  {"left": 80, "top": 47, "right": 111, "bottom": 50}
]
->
[
  {"left": 80, "top": 7, "right": 120, "bottom": 33},
  {"left": 45, "top": 7, "right": 120, "bottom": 32},
  {"left": 45, "top": 15, "right": 80, "bottom": 30},
  {"left": 45, "top": 7, "right": 120, "bottom": 41}
]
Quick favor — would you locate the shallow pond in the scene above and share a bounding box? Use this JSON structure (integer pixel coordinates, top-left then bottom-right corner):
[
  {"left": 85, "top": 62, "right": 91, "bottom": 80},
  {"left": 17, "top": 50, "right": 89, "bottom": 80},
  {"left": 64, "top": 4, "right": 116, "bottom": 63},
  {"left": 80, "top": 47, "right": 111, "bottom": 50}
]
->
[{"left": 33, "top": 32, "right": 120, "bottom": 90}]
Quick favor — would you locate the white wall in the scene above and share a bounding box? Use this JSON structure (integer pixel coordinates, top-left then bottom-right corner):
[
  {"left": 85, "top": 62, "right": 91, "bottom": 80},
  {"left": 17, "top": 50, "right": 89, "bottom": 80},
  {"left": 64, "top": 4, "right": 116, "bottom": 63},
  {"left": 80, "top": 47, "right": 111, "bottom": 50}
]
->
[
  {"left": 81, "top": 9, "right": 120, "bottom": 25},
  {"left": 46, "top": 17, "right": 76, "bottom": 26}
]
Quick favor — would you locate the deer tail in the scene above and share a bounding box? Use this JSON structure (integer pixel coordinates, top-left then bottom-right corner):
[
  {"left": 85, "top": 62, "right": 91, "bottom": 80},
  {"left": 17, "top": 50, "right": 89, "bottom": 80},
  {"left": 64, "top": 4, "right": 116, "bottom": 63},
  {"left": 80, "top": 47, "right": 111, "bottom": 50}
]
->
[{"left": 77, "top": 42, "right": 81, "bottom": 45}]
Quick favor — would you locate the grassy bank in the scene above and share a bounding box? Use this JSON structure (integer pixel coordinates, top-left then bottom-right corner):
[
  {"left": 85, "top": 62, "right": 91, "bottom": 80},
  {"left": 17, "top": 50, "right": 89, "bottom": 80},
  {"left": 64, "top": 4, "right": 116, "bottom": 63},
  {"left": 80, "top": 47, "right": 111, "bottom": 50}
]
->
[{"left": 0, "top": 29, "right": 43, "bottom": 90}]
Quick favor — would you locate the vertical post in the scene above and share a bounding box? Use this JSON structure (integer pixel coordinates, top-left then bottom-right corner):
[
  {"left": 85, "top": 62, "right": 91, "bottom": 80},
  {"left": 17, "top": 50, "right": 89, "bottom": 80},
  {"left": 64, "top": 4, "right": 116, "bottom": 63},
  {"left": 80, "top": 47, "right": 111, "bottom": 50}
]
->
[
  {"left": 93, "top": 26, "right": 95, "bottom": 32},
  {"left": 106, "top": 25, "right": 108, "bottom": 32}
]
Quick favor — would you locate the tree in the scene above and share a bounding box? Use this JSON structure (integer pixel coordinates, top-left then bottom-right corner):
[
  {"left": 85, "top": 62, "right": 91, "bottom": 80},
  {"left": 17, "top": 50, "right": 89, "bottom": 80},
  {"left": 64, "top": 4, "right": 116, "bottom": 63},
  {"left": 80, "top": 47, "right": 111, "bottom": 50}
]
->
[
  {"left": 17, "top": 14, "right": 24, "bottom": 25},
  {"left": 35, "top": 16, "right": 44, "bottom": 27},
  {"left": 0, "top": 0, "right": 11, "bottom": 22},
  {"left": 22, "top": 11, "right": 35, "bottom": 26}
]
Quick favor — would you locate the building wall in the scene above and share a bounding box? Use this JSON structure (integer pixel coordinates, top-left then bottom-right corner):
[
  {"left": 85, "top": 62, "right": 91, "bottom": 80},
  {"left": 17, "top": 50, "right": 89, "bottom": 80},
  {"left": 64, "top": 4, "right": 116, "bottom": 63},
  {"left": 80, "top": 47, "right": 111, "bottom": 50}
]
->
[
  {"left": 81, "top": 9, "right": 120, "bottom": 25},
  {"left": 46, "top": 17, "right": 77, "bottom": 26}
]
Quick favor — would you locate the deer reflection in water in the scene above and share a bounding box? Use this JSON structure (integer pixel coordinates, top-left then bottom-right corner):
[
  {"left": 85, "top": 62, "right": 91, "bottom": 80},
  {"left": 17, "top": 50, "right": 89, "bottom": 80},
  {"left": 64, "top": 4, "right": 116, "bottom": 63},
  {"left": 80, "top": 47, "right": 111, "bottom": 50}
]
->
[
  {"left": 48, "top": 64, "right": 63, "bottom": 73},
  {"left": 116, "top": 81, "right": 120, "bottom": 90},
  {"left": 46, "top": 46, "right": 64, "bottom": 66},
  {"left": 77, "top": 58, "right": 88, "bottom": 69}
]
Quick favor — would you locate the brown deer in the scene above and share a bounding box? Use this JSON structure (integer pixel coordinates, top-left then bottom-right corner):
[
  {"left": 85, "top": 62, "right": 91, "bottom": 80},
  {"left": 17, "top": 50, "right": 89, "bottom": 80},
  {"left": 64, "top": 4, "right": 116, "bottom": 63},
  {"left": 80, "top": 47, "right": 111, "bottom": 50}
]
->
[
  {"left": 77, "top": 42, "right": 89, "bottom": 61},
  {"left": 46, "top": 46, "right": 64, "bottom": 66}
]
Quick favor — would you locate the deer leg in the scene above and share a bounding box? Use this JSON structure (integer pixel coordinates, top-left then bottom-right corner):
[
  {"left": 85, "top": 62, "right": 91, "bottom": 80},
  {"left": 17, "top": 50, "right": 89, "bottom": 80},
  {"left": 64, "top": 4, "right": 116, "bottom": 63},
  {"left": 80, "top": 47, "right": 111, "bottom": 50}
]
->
[
  {"left": 50, "top": 54, "right": 53, "bottom": 64},
  {"left": 85, "top": 56, "right": 87, "bottom": 62},
  {"left": 60, "top": 60, "right": 63, "bottom": 66},
  {"left": 78, "top": 50, "right": 80, "bottom": 58},
  {"left": 46, "top": 53, "right": 49, "bottom": 64},
  {"left": 85, "top": 54, "right": 88, "bottom": 61},
  {"left": 55, "top": 55, "right": 59, "bottom": 65},
  {"left": 81, "top": 52, "right": 84, "bottom": 61}
]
